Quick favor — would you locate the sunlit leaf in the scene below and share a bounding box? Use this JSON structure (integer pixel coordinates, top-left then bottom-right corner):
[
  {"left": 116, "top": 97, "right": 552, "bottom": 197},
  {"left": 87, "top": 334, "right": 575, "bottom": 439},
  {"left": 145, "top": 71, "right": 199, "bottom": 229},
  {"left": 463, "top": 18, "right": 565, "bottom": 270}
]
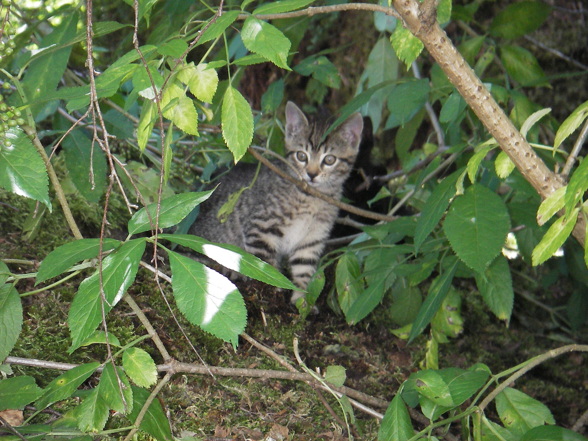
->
[
  {"left": 532, "top": 208, "right": 579, "bottom": 266},
  {"left": 177, "top": 62, "right": 219, "bottom": 104},
  {"left": 0, "top": 128, "right": 51, "bottom": 211},
  {"left": 159, "top": 234, "right": 296, "bottom": 290},
  {"left": 253, "top": 0, "right": 314, "bottom": 14},
  {"left": 500, "top": 45, "right": 547, "bottom": 87},
  {"left": 221, "top": 86, "right": 254, "bottom": 162},
  {"left": 536, "top": 186, "right": 566, "bottom": 226},
  {"left": 168, "top": 251, "right": 246, "bottom": 348},
  {"left": 554, "top": 100, "right": 588, "bottom": 150},
  {"left": 324, "top": 365, "right": 346, "bottom": 388},
  {"left": 390, "top": 25, "right": 423, "bottom": 69},
  {"left": 241, "top": 17, "right": 291, "bottom": 70},
  {"left": 123, "top": 348, "right": 158, "bottom": 388}
]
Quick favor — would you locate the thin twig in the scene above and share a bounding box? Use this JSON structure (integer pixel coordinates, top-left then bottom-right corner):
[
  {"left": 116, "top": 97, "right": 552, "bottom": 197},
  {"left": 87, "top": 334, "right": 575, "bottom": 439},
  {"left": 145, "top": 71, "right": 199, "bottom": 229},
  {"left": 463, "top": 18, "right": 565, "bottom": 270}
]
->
[
  {"left": 561, "top": 118, "right": 588, "bottom": 178},
  {"left": 524, "top": 35, "right": 588, "bottom": 71},
  {"left": 478, "top": 344, "right": 588, "bottom": 413},
  {"left": 0, "top": 415, "right": 27, "bottom": 441},
  {"left": 237, "top": 3, "right": 400, "bottom": 21}
]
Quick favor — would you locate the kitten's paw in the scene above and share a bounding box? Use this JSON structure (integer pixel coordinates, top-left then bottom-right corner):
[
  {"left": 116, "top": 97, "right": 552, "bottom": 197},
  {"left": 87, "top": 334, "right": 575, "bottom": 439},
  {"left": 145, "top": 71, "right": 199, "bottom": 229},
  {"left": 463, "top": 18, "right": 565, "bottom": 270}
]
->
[{"left": 291, "top": 291, "right": 319, "bottom": 315}]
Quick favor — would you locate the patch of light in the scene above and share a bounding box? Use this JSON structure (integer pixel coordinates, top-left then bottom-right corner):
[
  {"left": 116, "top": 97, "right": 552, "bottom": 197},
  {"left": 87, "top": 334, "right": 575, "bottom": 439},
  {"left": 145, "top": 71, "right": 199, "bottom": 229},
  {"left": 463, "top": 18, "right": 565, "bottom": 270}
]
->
[
  {"left": 554, "top": 247, "right": 565, "bottom": 257},
  {"left": 502, "top": 232, "right": 520, "bottom": 260},
  {"left": 202, "top": 244, "right": 242, "bottom": 272},
  {"left": 202, "top": 266, "right": 236, "bottom": 326}
]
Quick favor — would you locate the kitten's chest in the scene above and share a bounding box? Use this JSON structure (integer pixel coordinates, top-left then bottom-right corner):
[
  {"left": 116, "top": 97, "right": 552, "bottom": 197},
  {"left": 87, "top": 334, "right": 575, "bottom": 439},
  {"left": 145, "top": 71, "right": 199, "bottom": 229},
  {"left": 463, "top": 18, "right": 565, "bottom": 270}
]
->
[{"left": 277, "top": 198, "right": 336, "bottom": 253}]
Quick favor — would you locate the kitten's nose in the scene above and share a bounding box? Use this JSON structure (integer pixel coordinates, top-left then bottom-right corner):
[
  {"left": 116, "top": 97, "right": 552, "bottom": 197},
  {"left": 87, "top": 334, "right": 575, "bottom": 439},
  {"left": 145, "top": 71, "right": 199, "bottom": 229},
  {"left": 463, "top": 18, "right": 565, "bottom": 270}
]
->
[{"left": 307, "top": 171, "right": 318, "bottom": 181}]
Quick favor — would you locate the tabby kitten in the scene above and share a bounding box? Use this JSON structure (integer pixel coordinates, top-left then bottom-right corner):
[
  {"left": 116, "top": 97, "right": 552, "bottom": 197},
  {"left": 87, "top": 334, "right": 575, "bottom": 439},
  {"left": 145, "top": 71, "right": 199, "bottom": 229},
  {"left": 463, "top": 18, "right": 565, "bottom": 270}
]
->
[{"left": 190, "top": 101, "right": 363, "bottom": 304}]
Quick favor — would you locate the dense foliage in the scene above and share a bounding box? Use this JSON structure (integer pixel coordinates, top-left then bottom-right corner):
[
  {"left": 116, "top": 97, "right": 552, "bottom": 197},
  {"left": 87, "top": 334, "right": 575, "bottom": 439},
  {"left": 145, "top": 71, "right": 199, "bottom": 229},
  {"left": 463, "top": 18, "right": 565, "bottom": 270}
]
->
[{"left": 0, "top": 0, "right": 587, "bottom": 439}]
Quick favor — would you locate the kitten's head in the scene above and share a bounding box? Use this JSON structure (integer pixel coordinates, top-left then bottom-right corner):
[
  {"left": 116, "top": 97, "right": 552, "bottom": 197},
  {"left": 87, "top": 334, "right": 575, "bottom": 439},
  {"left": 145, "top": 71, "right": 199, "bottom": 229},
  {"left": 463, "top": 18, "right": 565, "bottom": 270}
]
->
[{"left": 284, "top": 101, "right": 363, "bottom": 193}]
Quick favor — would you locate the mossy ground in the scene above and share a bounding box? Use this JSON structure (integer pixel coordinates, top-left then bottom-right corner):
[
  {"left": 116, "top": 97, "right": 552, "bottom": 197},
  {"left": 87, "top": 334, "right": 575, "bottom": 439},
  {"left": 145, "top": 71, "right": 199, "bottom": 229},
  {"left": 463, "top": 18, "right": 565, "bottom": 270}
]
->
[{"left": 1, "top": 189, "right": 587, "bottom": 440}]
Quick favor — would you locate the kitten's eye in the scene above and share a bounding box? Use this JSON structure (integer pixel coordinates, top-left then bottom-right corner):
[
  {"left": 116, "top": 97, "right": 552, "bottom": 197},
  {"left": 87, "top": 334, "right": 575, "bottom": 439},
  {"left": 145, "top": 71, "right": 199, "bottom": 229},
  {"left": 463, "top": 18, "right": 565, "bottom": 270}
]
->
[
  {"left": 296, "top": 151, "right": 308, "bottom": 162},
  {"left": 323, "top": 154, "right": 336, "bottom": 166}
]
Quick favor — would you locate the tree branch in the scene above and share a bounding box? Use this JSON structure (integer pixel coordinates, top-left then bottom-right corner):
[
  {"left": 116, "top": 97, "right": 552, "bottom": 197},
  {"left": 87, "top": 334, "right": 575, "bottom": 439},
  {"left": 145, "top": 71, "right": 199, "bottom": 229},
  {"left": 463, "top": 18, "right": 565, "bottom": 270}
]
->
[{"left": 392, "top": 0, "right": 586, "bottom": 246}]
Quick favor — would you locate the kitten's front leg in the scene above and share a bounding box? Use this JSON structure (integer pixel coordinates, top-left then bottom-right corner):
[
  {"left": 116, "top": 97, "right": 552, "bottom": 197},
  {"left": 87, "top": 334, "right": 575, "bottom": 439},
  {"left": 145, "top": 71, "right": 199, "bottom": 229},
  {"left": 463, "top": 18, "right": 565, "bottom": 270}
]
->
[{"left": 288, "top": 239, "right": 324, "bottom": 304}]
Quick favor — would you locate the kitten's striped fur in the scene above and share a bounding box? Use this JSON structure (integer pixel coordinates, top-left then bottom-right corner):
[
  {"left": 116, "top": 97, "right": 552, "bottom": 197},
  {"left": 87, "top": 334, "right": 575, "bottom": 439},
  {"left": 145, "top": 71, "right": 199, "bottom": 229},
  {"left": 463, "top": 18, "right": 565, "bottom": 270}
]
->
[{"left": 190, "top": 102, "right": 363, "bottom": 304}]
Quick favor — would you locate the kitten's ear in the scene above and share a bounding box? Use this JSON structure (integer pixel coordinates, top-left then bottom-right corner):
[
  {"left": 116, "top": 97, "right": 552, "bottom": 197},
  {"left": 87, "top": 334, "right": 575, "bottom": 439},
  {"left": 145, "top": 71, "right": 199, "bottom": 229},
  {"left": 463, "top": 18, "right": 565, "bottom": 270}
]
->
[
  {"left": 285, "top": 101, "right": 309, "bottom": 137},
  {"left": 336, "top": 112, "right": 364, "bottom": 149}
]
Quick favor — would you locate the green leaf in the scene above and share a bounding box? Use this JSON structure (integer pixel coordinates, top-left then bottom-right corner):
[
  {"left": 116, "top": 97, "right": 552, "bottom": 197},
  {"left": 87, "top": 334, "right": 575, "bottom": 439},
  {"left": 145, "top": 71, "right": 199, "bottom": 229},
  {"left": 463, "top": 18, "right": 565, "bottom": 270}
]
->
[
  {"left": 443, "top": 185, "right": 511, "bottom": 273},
  {"left": 177, "top": 63, "right": 219, "bottom": 104},
  {"left": 345, "top": 273, "right": 387, "bottom": 325},
  {"left": 98, "top": 364, "right": 133, "bottom": 414},
  {"left": 76, "top": 388, "right": 110, "bottom": 433},
  {"left": 495, "top": 151, "right": 516, "bottom": 179},
  {"left": 408, "top": 259, "right": 458, "bottom": 344},
  {"left": 0, "top": 127, "right": 51, "bottom": 211},
  {"left": 35, "top": 363, "right": 100, "bottom": 410},
  {"left": 261, "top": 78, "right": 285, "bottom": 113},
  {"left": 520, "top": 108, "right": 552, "bottom": 138},
  {"left": 68, "top": 239, "right": 146, "bottom": 352},
  {"left": 500, "top": 45, "right": 547, "bottom": 87},
  {"left": 390, "top": 25, "right": 424, "bottom": 69},
  {"left": 496, "top": 387, "right": 555, "bottom": 436},
  {"left": 253, "top": 0, "right": 314, "bottom": 14},
  {"left": 123, "top": 348, "right": 158, "bottom": 388},
  {"left": 21, "top": 12, "right": 78, "bottom": 115},
  {"left": 128, "top": 191, "right": 213, "bottom": 235},
  {"left": 168, "top": 251, "right": 246, "bottom": 348},
  {"left": 475, "top": 256, "right": 514, "bottom": 321},
  {"left": 490, "top": 1, "right": 552, "bottom": 39},
  {"left": 431, "top": 287, "right": 463, "bottom": 341},
  {"left": 157, "top": 39, "right": 188, "bottom": 58},
  {"left": 521, "top": 425, "right": 588, "bottom": 441},
  {"left": 294, "top": 56, "right": 341, "bottom": 89},
  {"left": 467, "top": 143, "right": 496, "bottom": 183},
  {"left": 241, "top": 17, "right": 291, "bottom": 70},
  {"left": 159, "top": 234, "right": 296, "bottom": 290},
  {"left": 129, "top": 386, "right": 173, "bottom": 441},
  {"left": 532, "top": 208, "right": 579, "bottom": 266},
  {"left": 365, "top": 37, "right": 399, "bottom": 88},
  {"left": 0, "top": 284, "right": 22, "bottom": 362},
  {"left": 0, "top": 261, "right": 9, "bottom": 285},
  {"left": 440, "top": 91, "right": 467, "bottom": 124},
  {"left": 554, "top": 100, "right": 588, "bottom": 150},
  {"left": 444, "top": 367, "right": 489, "bottom": 406},
  {"left": 36, "top": 238, "right": 121, "bottom": 284},
  {"left": 536, "top": 186, "right": 566, "bottom": 226},
  {"left": 385, "top": 79, "right": 430, "bottom": 129},
  {"left": 137, "top": 99, "right": 156, "bottom": 152},
  {"left": 221, "top": 86, "right": 254, "bottom": 162},
  {"left": 565, "top": 156, "right": 588, "bottom": 214},
  {"left": 324, "top": 365, "right": 346, "bottom": 388},
  {"left": 378, "top": 394, "right": 415, "bottom": 441},
  {"left": 78, "top": 330, "right": 122, "bottom": 348},
  {"left": 336, "top": 253, "right": 363, "bottom": 315},
  {"left": 412, "top": 370, "right": 454, "bottom": 407},
  {"left": 414, "top": 170, "right": 460, "bottom": 252},
  {"left": 0, "top": 376, "right": 43, "bottom": 411},
  {"left": 161, "top": 82, "right": 199, "bottom": 136},
  {"left": 62, "top": 129, "right": 107, "bottom": 203},
  {"left": 198, "top": 10, "right": 240, "bottom": 46}
]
